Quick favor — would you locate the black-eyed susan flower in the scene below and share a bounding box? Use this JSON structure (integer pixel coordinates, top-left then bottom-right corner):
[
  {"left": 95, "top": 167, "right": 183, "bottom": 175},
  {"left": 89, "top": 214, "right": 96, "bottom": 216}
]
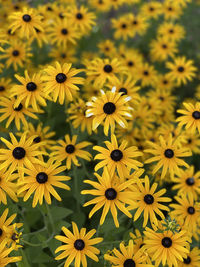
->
[
  {"left": 178, "top": 247, "right": 200, "bottom": 267},
  {"left": 107, "top": 75, "right": 141, "bottom": 106},
  {"left": 0, "top": 78, "right": 12, "bottom": 97},
  {"left": 170, "top": 194, "right": 200, "bottom": 233},
  {"left": 17, "top": 122, "right": 56, "bottom": 152},
  {"left": 86, "top": 88, "right": 132, "bottom": 136},
  {"left": 68, "top": 99, "right": 94, "bottom": 135},
  {"left": 137, "top": 63, "right": 158, "bottom": 87},
  {"left": 18, "top": 158, "right": 70, "bottom": 207},
  {"left": 9, "top": 7, "right": 43, "bottom": 38},
  {"left": 49, "top": 46, "right": 77, "bottom": 64},
  {"left": 86, "top": 58, "right": 127, "bottom": 87},
  {"left": 0, "top": 97, "right": 38, "bottom": 130},
  {"left": 0, "top": 40, "right": 32, "bottom": 70},
  {"left": 51, "top": 135, "right": 92, "bottom": 169},
  {"left": 177, "top": 102, "right": 200, "bottom": 133},
  {"left": 128, "top": 13, "right": 149, "bottom": 36},
  {"left": 157, "top": 22, "right": 185, "bottom": 42},
  {"left": 162, "top": 0, "right": 183, "bottom": 20},
  {"left": 0, "top": 208, "right": 22, "bottom": 245},
  {"left": 55, "top": 222, "right": 103, "bottom": 267},
  {"left": 0, "top": 167, "right": 18, "bottom": 204},
  {"left": 145, "top": 135, "right": 191, "bottom": 179},
  {"left": 150, "top": 36, "right": 178, "bottom": 62},
  {"left": 140, "top": 1, "right": 162, "bottom": 19},
  {"left": 11, "top": 70, "right": 48, "bottom": 111},
  {"left": 0, "top": 133, "right": 46, "bottom": 176},
  {"left": 166, "top": 57, "right": 197, "bottom": 85},
  {"left": 98, "top": 39, "right": 116, "bottom": 57},
  {"left": 0, "top": 246, "right": 21, "bottom": 266},
  {"left": 89, "top": 0, "right": 111, "bottom": 12},
  {"left": 42, "top": 61, "right": 84, "bottom": 104},
  {"left": 3, "top": 223, "right": 23, "bottom": 250},
  {"left": 172, "top": 166, "right": 200, "bottom": 200},
  {"left": 66, "top": 5, "right": 96, "bottom": 34},
  {"left": 81, "top": 167, "right": 136, "bottom": 227},
  {"left": 144, "top": 225, "right": 190, "bottom": 267},
  {"left": 104, "top": 239, "right": 151, "bottom": 266},
  {"left": 147, "top": 88, "right": 176, "bottom": 112},
  {"left": 111, "top": 15, "right": 133, "bottom": 41},
  {"left": 155, "top": 74, "right": 175, "bottom": 91},
  {"left": 93, "top": 134, "right": 143, "bottom": 181},
  {"left": 48, "top": 18, "right": 79, "bottom": 48},
  {"left": 128, "top": 175, "right": 171, "bottom": 227}
]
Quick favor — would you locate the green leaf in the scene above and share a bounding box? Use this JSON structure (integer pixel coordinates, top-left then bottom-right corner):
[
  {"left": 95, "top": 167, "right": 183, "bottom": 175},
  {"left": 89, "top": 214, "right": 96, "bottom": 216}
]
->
[{"left": 50, "top": 206, "right": 73, "bottom": 222}]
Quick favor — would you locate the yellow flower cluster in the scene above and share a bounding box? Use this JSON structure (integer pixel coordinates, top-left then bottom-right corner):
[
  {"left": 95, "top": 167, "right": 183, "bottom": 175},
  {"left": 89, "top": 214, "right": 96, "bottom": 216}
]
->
[{"left": 0, "top": 0, "right": 200, "bottom": 266}]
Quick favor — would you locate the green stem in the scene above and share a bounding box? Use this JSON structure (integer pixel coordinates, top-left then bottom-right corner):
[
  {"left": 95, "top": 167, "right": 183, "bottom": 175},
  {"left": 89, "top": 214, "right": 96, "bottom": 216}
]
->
[
  {"left": 21, "top": 239, "right": 43, "bottom": 247},
  {"left": 23, "top": 226, "right": 47, "bottom": 237},
  {"left": 45, "top": 202, "right": 55, "bottom": 233},
  {"left": 73, "top": 167, "right": 81, "bottom": 213},
  {"left": 20, "top": 248, "right": 31, "bottom": 267}
]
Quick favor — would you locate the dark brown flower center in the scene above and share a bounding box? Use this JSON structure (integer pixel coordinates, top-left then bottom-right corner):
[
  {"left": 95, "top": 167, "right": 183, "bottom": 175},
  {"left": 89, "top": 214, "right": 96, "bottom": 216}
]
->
[
  {"left": 103, "top": 64, "right": 112, "bottom": 73},
  {"left": 183, "top": 256, "right": 191, "bottom": 264},
  {"left": 186, "top": 177, "right": 195, "bottom": 186},
  {"left": 144, "top": 194, "right": 154, "bottom": 204},
  {"left": 12, "top": 50, "right": 19, "bottom": 56},
  {"left": 61, "top": 28, "right": 68, "bottom": 35},
  {"left": 56, "top": 73, "right": 67, "bottom": 83},
  {"left": 36, "top": 172, "right": 48, "bottom": 184},
  {"left": 14, "top": 103, "right": 23, "bottom": 111},
  {"left": 26, "top": 82, "right": 37, "bottom": 91},
  {"left": 65, "top": 144, "right": 75, "bottom": 154},
  {"left": 192, "top": 111, "right": 200, "bottom": 119},
  {"left": 105, "top": 188, "right": 117, "bottom": 200},
  {"left": 12, "top": 147, "right": 26, "bottom": 159},
  {"left": 123, "top": 259, "right": 135, "bottom": 267},
  {"left": 164, "top": 149, "right": 174, "bottom": 158},
  {"left": 110, "top": 149, "right": 123, "bottom": 161},
  {"left": 74, "top": 239, "right": 85, "bottom": 250},
  {"left": 103, "top": 102, "right": 116, "bottom": 114},
  {"left": 187, "top": 206, "right": 195, "bottom": 214},
  {"left": 76, "top": 12, "right": 83, "bottom": 19},
  {"left": 22, "top": 14, "right": 31, "bottom": 22},
  {"left": 162, "top": 237, "right": 172, "bottom": 248},
  {"left": 177, "top": 66, "right": 184, "bottom": 72}
]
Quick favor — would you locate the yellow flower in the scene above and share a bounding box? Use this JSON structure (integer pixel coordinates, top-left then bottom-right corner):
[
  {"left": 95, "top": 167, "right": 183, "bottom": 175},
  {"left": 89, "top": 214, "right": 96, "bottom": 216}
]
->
[
  {"left": 128, "top": 175, "right": 171, "bottom": 227},
  {"left": 176, "top": 102, "right": 200, "bottom": 133},
  {"left": 86, "top": 88, "right": 132, "bottom": 136},
  {"left": 0, "top": 133, "right": 46, "bottom": 177},
  {"left": 166, "top": 57, "right": 197, "bottom": 85},
  {"left": 51, "top": 135, "right": 92, "bottom": 169},
  {"left": 18, "top": 158, "right": 71, "bottom": 207},
  {"left": 170, "top": 194, "right": 200, "bottom": 234},
  {"left": 144, "top": 225, "right": 191, "bottom": 267},
  {"left": 0, "top": 40, "right": 32, "bottom": 70},
  {"left": 42, "top": 61, "right": 84, "bottom": 104},
  {"left": 81, "top": 167, "right": 136, "bottom": 227},
  {"left": 145, "top": 135, "right": 192, "bottom": 179},
  {"left": 55, "top": 222, "right": 103, "bottom": 267},
  {"left": 0, "top": 97, "right": 38, "bottom": 130},
  {"left": 104, "top": 239, "right": 150, "bottom": 266},
  {"left": 11, "top": 70, "right": 48, "bottom": 111},
  {"left": 48, "top": 18, "right": 80, "bottom": 48},
  {"left": 172, "top": 166, "right": 200, "bottom": 200},
  {"left": 9, "top": 7, "right": 44, "bottom": 38},
  {"left": 86, "top": 57, "right": 127, "bottom": 87},
  {"left": 93, "top": 134, "right": 143, "bottom": 181}
]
